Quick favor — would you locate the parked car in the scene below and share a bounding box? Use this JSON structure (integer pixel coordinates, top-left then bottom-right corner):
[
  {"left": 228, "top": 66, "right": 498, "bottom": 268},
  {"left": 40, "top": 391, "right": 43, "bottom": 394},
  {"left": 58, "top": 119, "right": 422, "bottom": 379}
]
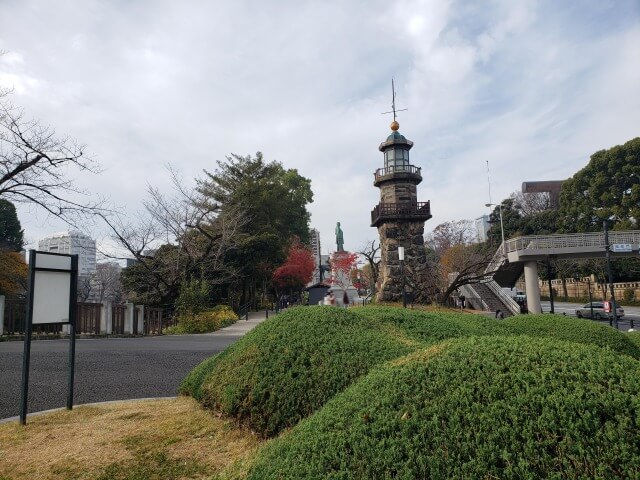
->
[{"left": 575, "top": 302, "right": 624, "bottom": 320}]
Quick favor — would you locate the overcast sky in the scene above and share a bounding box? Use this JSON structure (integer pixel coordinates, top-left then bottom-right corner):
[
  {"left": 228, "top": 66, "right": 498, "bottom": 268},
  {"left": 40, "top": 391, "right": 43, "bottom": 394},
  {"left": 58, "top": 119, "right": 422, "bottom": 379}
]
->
[{"left": 1, "top": 0, "right": 639, "bottom": 257}]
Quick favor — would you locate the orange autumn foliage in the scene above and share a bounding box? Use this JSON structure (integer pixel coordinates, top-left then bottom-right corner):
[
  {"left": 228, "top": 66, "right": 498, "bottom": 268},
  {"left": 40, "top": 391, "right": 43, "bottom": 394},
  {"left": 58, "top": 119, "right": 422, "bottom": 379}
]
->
[{"left": 0, "top": 251, "right": 27, "bottom": 296}]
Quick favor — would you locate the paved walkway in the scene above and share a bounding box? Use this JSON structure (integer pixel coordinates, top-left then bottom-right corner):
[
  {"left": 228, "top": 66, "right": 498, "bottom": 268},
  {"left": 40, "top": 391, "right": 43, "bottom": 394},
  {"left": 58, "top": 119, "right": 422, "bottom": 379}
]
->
[{"left": 0, "top": 311, "right": 270, "bottom": 421}]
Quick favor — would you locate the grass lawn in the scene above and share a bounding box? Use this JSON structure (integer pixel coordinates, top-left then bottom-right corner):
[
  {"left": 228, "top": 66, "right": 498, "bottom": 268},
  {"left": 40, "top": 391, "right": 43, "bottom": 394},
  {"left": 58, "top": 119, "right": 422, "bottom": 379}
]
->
[{"left": 0, "top": 397, "right": 263, "bottom": 480}]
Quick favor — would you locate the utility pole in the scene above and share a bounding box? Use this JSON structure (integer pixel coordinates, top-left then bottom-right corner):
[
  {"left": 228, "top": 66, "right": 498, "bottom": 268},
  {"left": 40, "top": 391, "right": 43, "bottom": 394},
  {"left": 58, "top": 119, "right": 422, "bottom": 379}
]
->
[{"left": 603, "top": 220, "right": 619, "bottom": 329}]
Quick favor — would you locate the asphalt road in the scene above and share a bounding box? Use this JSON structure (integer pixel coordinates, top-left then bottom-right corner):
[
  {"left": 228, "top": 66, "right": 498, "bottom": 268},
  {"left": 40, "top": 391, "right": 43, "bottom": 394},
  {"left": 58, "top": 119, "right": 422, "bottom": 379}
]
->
[
  {"left": 0, "top": 333, "right": 242, "bottom": 420},
  {"left": 540, "top": 301, "right": 640, "bottom": 330}
]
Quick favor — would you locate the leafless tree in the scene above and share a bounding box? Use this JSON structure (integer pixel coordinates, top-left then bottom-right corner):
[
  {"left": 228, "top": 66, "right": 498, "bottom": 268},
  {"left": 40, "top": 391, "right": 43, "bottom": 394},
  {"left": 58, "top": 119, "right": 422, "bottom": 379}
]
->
[
  {"left": 425, "top": 219, "right": 477, "bottom": 254},
  {"left": 82, "top": 262, "right": 125, "bottom": 303},
  {"left": 426, "top": 220, "right": 497, "bottom": 304},
  {"left": 100, "top": 167, "right": 246, "bottom": 304},
  {"left": 0, "top": 94, "right": 106, "bottom": 226},
  {"left": 357, "top": 240, "right": 381, "bottom": 289},
  {"left": 510, "top": 190, "right": 551, "bottom": 216}
]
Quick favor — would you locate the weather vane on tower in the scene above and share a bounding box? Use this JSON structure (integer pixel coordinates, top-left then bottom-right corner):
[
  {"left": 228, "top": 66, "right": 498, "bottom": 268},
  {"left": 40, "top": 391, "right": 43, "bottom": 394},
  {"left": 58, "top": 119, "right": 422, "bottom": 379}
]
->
[{"left": 381, "top": 78, "right": 408, "bottom": 124}]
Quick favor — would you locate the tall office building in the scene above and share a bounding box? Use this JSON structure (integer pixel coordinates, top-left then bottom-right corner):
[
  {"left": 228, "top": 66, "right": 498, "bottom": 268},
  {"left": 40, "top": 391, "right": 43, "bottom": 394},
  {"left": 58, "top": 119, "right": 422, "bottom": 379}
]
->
[
  {"left": 309, "top": 228, "right": 322, "bottom": 284},
  {"left": 475, "top": 215, "right": 490, "bottom": 243},
  {"left": 38, "top": 231, "right": 97, "bottom": 275}
]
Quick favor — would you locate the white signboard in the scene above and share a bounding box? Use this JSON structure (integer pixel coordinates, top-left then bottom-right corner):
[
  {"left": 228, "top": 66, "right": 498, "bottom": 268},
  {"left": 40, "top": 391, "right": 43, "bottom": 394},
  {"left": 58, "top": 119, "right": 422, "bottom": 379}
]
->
[
  {"left": 612, "top": 243, "right": 633, "bottom": 253},
  {"left": 31, "top": 252, "right": 73, "bottom": 324}
]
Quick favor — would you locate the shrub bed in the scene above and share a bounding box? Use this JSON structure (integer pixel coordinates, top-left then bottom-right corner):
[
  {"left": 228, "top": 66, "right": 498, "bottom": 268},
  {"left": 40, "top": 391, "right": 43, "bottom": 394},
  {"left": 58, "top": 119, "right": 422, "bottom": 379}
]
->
[
  {"left": 355, "top": 306, "right": 499, "bottom": 342},
  {"left": 500, "top": 314, "right": 640, "bottom": 359},
  {"left": 356, "top": 307, "right": 640, "bottom": 359},
  {"left": 181, "top": 306, "right": 418, "bottom": 437},
  {"left": 248, "top": 336, "right": 640, "bottom": 479},
  {"left": 165, "top": 305, "right": 238, "bottom": 334},
  {"left": 626, "top": 330, "right": 640, "bottom": 349}
]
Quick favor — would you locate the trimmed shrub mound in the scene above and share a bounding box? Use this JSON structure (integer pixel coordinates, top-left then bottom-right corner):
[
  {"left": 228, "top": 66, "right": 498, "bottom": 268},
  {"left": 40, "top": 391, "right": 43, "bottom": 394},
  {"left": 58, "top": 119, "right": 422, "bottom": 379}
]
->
[
  {"left": 356, "top": 306, "right": 500, "bottom": 341},
  {"left": 356, "top": 307, "right": 640, "bottom": 359},
  {"left": 181, "top": 306, "right": 418, "bottom": 437},
  {"left": 500, "top": 314, "right": 640, "bottom": 359},
  {"left": 248, "top": 336, "right": 640, "bottom": 479},
  {"left": 628, "top": 331, "right": 640, "bottom": 349}
]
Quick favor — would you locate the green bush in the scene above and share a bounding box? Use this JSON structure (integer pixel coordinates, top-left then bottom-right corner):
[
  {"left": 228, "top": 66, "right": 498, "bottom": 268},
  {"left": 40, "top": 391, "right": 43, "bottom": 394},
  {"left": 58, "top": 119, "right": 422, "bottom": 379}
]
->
[
  {"left": 500, "top": 314, "right": 640, "bottom": 359},
  {"left": 627, "top": 331, "right": 640, "bottom": 350},
  {"left": 623, "top": 288, "right": 635, "bottom": 302},
  {"left": 175, "top": 278, "right": 211, "bottom": 317},
  {"left": 165, "top": 305, "right": 238, "bottom": 334},
  {"left": 181, "top": 306, "right": 418, "bottom": 437},
  {"left": 249, "top": 336, "right": 640, "bottom": 479},
  {"left": 356, "top": 307, "right": 640, "bottom": 359},
  {"left": 355, "top": 306, "right": 500, "bottom": 342}
]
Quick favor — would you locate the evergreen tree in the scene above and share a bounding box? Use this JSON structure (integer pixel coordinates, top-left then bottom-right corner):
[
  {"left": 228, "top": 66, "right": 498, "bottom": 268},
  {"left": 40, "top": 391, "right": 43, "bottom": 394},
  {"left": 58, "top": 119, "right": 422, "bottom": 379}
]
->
[
  {"left": 197, "top": 152, "right": 313, "bottom": 303},
  {"left": 559, "top": 137, "right": 640, "bottom": 232},
  {"left": 0, "top": 199, "right": 24, "bottom": 251}
]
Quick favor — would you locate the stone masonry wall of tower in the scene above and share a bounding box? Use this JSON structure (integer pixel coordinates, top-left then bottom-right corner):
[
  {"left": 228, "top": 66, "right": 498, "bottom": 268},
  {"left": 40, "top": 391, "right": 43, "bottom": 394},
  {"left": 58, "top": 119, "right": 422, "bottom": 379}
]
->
[{"left": 371, "top": 120, "right": 432, "bottom": 303}]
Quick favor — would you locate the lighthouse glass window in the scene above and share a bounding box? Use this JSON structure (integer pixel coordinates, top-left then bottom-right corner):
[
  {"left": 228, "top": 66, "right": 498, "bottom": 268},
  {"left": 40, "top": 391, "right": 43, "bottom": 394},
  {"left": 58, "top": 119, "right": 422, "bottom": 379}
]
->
[{"left": 385, "top": 149, "right": 409, "bottom": 172}]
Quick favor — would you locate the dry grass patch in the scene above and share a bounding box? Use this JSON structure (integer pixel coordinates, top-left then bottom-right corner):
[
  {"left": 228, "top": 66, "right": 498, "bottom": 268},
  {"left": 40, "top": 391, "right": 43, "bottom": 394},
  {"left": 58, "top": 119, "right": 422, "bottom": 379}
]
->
[{"left": 0, "top": 397, "right": 262, "bottom": 480}]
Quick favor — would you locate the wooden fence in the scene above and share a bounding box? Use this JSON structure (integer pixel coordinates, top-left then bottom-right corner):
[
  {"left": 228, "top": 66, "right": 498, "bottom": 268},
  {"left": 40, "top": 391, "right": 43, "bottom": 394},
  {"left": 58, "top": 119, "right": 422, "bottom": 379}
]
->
[{"left": 0, "top": 299, "right": 175, "bottom": 337}]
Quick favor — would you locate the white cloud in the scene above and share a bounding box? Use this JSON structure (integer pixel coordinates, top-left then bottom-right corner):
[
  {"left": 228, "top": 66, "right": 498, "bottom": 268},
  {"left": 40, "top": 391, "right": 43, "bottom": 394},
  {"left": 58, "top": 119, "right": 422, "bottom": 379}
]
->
[{"left": 0, "top": 0, "right": 638, "bottom": 255}]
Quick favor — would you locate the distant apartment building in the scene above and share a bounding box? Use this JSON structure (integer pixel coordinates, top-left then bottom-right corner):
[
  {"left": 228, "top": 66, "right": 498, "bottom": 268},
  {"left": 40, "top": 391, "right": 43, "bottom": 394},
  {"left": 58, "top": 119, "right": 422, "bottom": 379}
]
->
[
  {"left": 475, "top": 215, "right": 490, "bottom": 243},
  {"left": 38, "top": 231, "right": 97, "bottom": 275},
  {"left": 309, "top": 228, "right": 322, "bottom": 284}
]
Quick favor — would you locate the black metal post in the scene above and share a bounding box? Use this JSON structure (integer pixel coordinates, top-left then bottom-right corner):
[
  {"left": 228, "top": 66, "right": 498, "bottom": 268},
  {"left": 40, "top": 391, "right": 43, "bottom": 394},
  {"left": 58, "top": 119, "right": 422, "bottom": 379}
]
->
[
  {"left": 587, "top": 278, "right": 594, "bottom": 319},
  {"left": 19, "top": 249, "right": 36, "bottom": 425},
  {"left": 603, "top": 220, "right": 619, "bottom": 329},
  {"left": 67, "top": 255, "right": 78, "bottom": 410},
  {"left": 400, "top": 260, "right": 407, "bottom": 308},
  {"left": 547, "top": 259, "right": 554, "bottom": 314}
]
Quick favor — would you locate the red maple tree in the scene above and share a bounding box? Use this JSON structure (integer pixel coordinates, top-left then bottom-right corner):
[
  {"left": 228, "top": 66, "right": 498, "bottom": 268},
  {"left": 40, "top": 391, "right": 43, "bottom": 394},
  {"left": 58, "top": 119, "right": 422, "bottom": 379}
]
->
[
  {"left": 328, "top": 251, "right": 359, "bottom": 290},
  {"left": 272, "top": 239, "right": 316, "bottom": 290}
]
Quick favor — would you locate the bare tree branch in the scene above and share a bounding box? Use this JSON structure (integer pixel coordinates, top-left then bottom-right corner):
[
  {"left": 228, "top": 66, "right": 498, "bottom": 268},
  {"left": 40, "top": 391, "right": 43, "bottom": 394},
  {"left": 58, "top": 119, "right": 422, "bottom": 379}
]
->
[
  {"left": 99, "top": 166, "right": 247, "bottom": 304},
  {"left": 0, "top": 96, "right": 108, "bottom": 226}
]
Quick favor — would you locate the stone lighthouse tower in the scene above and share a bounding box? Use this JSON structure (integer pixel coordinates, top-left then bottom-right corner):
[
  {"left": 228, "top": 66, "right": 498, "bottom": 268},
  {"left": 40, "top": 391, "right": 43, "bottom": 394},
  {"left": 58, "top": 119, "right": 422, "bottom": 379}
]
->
[{"left": 371, "top": 119, "right": 432, "bottom": 303}]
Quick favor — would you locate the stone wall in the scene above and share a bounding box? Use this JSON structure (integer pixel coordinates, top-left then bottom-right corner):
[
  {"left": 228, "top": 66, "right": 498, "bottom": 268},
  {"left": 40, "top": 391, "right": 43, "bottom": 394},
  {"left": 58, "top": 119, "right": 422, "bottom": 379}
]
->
[
  {"left": 379, "top": 182, "right": 418, "bottom": 204},
  {"left": 375, "top": 221, "right": 431, "bottom": 303}
]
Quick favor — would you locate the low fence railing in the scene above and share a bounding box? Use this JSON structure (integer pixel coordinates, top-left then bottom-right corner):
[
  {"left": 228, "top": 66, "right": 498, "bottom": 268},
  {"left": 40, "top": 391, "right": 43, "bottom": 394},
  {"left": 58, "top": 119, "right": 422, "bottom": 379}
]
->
[
  {"left": 371, "top": 201, "right": 431, "bottom": 226},
  {"left": 504, "top": 230, "right": 640, "bottom": 254},
  {"left": 0, "top": 297, "right": 175, "bottom": 337},
  {"left": 374, "top": 164, "right": 422, "bottom": 182}
]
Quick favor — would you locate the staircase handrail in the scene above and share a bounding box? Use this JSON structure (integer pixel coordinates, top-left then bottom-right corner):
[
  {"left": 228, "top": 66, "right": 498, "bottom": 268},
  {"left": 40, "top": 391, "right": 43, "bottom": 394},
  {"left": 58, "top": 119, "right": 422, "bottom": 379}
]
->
[
  {"left": 484, "top": 242, "right": 507, "bottom": 275},
  {"left": 483, "top": 279, "right": 521, "bottom": 315},
  {"left": 459, "top": 283, "right": 489, "bottom": 311}
]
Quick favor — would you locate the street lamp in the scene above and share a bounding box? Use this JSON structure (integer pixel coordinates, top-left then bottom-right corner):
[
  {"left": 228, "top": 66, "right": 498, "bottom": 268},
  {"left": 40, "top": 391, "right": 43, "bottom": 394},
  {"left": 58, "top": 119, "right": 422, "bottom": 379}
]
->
[
  {"left": 485, "top": 202, "right": 506, "bottom": 257},
  {"left": 398, "top": 246, "right": 407, "bottom": 308}
]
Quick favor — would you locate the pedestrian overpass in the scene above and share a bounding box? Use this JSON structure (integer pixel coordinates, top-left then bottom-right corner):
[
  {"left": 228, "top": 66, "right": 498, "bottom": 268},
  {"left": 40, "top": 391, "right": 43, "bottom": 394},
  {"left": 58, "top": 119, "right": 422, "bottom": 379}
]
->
[{"left": 467, "top": 230, "right": 640, "bottom": 316}]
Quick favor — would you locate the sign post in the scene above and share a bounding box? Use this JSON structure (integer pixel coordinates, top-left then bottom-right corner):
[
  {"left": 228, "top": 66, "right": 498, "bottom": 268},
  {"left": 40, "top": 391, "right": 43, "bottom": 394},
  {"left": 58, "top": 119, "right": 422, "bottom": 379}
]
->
[{"left": 19, "top": 250, "right": 78, "bottom": 425}]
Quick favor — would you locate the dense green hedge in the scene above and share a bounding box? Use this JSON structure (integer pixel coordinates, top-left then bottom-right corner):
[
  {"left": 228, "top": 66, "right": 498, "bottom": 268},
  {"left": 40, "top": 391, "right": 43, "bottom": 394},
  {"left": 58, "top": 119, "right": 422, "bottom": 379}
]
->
[
  {"left": 356, "top": 307, "right": 640, "bottom": 359},
  {"left": 500, "top": 314, "right": 640, "bottom": 359},
  {"left": 628, "top": 331, "right": 640, "bottom": 350},
  {"left": 248, "top": 336, "right": 640, "bottom": 479},
  {"left": 355, "top": 306, "right": 499, "bottom": 341},
  {"left": 181, "top": 306, "right": 417, "bottom": 437}
]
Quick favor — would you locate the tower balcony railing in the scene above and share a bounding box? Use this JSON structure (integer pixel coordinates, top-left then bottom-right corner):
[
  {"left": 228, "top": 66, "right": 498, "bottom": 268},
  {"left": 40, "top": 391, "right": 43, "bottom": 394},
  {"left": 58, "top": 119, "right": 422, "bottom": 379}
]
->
[
  {"left": 371, "top": 201, "right": 432, "bottom": 227},
  {"left": 374, "top": 164, "right": 422, "bottom": 184}
]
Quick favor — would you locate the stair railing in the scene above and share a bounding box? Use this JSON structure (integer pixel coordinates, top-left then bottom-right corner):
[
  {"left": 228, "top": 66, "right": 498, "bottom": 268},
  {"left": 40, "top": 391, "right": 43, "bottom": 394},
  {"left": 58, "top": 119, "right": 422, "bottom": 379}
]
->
[
  {"left": 483, "top": 279, "right": 521, "bottom": 315},
  {"left": 459, "top": 283, "right": 489, "bottom": 311}
]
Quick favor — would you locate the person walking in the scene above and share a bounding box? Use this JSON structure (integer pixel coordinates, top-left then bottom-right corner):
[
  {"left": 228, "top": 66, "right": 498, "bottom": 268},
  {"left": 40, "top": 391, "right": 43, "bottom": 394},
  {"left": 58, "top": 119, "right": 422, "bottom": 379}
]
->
[
  {"left": 328, "top": 292, "right": 336, "bottom": 306},
  {"left": 343, "top": 291, "right": 349, "bottom": 308},
  {"left": 323, "top": 292, "right": 332, "bottom": 306}
]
